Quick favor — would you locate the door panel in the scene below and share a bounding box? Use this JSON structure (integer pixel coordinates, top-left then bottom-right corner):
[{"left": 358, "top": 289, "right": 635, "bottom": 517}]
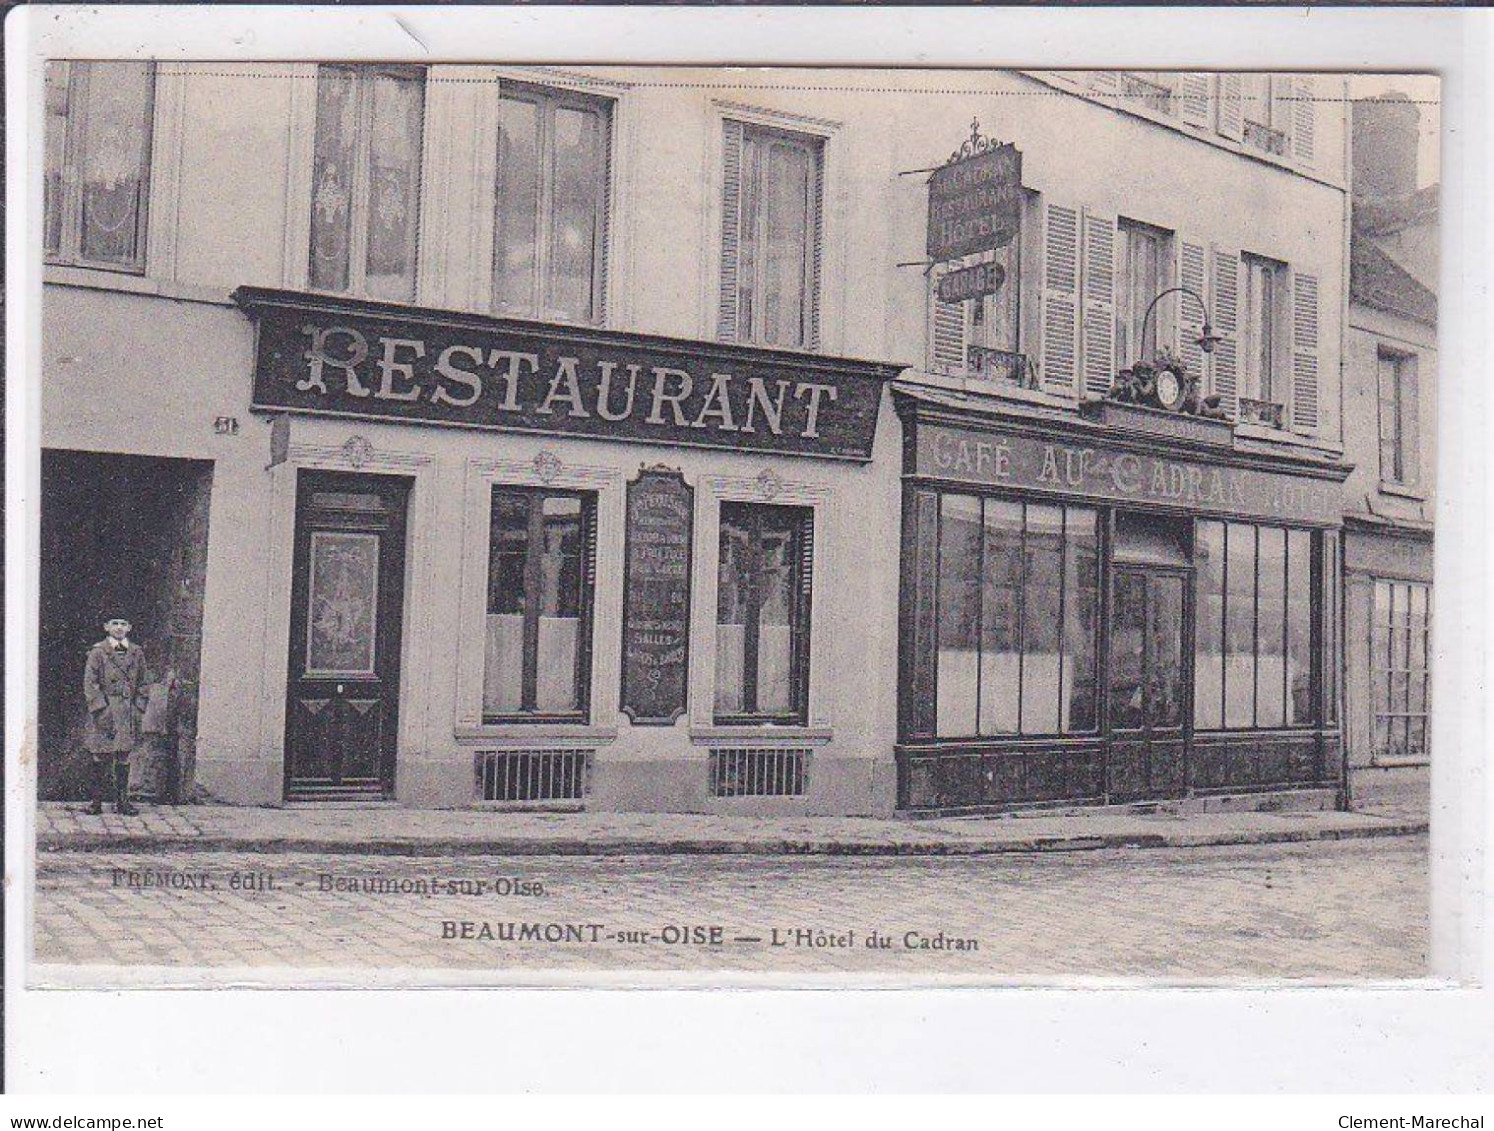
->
[
  {"left": 1107, "top": 567, "right": 1191, "bottom": 801},
  {"left": 285, "top": 473, "right": 409, "bottom": 800}
]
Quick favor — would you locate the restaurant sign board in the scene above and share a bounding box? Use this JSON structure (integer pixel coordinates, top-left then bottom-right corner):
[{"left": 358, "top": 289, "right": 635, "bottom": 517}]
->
[
  {"left": 915, "top": 422, "right": 1344, "bottom": 526},
  {"left": 620, "top": 468, "right": 694, "bottom": 726},
  {"left": 235, "top": 288, "right": 900, "bottom": 462},
  {"left": 926, "top": 142, "right": 1023, "bottom": 263}
]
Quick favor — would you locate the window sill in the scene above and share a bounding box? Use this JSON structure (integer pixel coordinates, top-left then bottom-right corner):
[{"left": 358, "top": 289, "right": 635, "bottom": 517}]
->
[
  {"left": 1233, "top": 421, "right": 1344, "bottom": 456},
  {"left": 454, "top": 724, "right": 617, "bottom": 747},
  {"left": 914, "top": 369, "right": 1077, "bottom": 411},
  {"left": 1379, "top": 481, "right": 1427, "bottom": 501},
  {"left": 44, "top": 264, "right": 234, "bottom": 306},
  {"left": 1370, "top": 755, "right": 1430, "bottom": 769},
  {"left": 690, "top": 725, "right": 833, "bottom": 747}
]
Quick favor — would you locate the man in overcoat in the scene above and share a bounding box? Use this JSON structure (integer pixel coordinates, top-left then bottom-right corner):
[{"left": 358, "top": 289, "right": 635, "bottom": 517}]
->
[{"left": 82, "top": 616, "right": 147, "bottom": 815}]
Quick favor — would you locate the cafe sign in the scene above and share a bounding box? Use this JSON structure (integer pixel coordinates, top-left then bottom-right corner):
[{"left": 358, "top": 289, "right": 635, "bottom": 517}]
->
[
  {"left": 926, "top": 131, "right": 1023, "bottom": 263},
  {"left": 914, "top": 422, "right": 1344, "bottom": 526},
  {"left": 234, "top": 287, "right": 902, "bottom": 462}
]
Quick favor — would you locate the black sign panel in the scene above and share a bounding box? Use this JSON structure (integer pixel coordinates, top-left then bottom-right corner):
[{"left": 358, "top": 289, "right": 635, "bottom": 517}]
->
[
  {"left": 235, "top": 287, "right": 901, "bottom": 462},
  {"left": 926, "top": 143, "right": 1023, "bottom": 262},
  {"left": 620, "top": 467, "right": 694, "bottom": 726},
  {"left": 936, "top": 261, "right": 1006, "bottom": 304}
]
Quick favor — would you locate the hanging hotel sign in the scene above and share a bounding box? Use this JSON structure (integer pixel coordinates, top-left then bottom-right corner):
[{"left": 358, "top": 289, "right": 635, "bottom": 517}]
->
[
  {"left": 913, "top": 422, "right": 1344, "bottom": 526},
  {"left": 926, "top": 129, "right": 1023, "bottom": 263},
  {"left": 234, "top": 288, "right": 902, "bottom": 462},
  {"left": 620, "top": 467, "right": 694, "bottom": 726}
]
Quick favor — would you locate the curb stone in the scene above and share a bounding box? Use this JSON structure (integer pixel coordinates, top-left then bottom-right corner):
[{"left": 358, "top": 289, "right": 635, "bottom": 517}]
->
[{"left": 35, "top": 819, "right": 1429, "bottom": 858}]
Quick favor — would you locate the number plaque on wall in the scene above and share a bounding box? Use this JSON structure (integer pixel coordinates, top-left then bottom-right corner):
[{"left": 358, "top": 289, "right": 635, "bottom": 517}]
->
[{"left": 620, "top": 467, "right": 694, "bottom": 725}]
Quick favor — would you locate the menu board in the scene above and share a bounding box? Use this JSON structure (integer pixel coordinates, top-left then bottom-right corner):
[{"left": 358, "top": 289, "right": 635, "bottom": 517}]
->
[{"left": 620, "top": 468, "right": 694, "bottom": 725}]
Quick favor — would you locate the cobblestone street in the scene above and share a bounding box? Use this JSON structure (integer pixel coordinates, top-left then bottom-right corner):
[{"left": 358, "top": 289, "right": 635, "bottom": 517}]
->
[{"left": 32, "top": 836, "right": 1427, "bottom": 981}]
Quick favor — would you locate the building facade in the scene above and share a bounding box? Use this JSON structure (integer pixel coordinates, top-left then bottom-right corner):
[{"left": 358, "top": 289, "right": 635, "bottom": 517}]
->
[
  {"left": 1341, "top": 93, "right": 1437, "bottom": 811},
  {"left": 39, "top": 64, "right": 1353, "bottom": 815}
]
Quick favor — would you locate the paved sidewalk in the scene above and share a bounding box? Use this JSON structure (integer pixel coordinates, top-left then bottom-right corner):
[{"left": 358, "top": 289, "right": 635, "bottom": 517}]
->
[{"left": 35, "top": 799, "right": 1428, "bottom": 858}]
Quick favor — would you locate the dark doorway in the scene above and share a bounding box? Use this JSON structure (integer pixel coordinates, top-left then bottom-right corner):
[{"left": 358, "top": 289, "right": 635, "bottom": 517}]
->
[
  {"left": 1106, "top": 566, "right": 1191, "bottom": 801},
  {"left": 284, "top": 471, "right": 410, "bottom": 801},
  {"left": 38, "top": 451, "right": 213, "bottom": 802}
]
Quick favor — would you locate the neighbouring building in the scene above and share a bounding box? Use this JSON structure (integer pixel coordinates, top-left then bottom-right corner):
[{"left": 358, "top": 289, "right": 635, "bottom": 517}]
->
[
  {"left": 1341, "top": 92, "right": 1437, "bottom": 811},
  {"left": 38, "top": 64, "right": 1354, "bottom": 816}
]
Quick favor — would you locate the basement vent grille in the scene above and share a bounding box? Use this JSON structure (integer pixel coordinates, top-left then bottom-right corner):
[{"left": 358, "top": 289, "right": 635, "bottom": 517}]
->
[
  {"left": 474, "top": 749, "right": 590, "bottom": 803},
  {"left": 709, "top": 748, "right": 809, "bottom": 798}
]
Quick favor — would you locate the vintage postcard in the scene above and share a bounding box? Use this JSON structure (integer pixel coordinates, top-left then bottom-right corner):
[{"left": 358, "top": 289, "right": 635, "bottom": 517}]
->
[{"left": 17, "top": 42, "right": 1441, "bottom": 987}]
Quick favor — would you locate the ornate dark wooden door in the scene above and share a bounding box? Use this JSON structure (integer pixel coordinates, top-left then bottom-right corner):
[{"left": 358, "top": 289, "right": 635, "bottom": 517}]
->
[
  {"left": 284, "top": 472, "right": 410, "bottom": 800},
  {"left": 1107, "top": 567, "right": 1191, "bottom": 801}
]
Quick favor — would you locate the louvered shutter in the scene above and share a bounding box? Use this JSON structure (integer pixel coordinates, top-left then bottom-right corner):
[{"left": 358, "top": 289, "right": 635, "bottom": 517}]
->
[
  {"left": 717, "top": 119, "right": 745, "bottom": 342},
  {"left": 1176, "top": 238, "right": 1209, "bottom": 388},
  {"left": 1290, "top": 270, "right": 1321, "bottom": 434},
  {"left": 929, "top": 262, "right": 969, "bottom": 373},
  {"left": 1179, "top": 74, "right": 1213, "bottom": 129},
  {"left": 807, "top": 146, "right": 824, "bottom": 352},
  {"left": 1039, "top": 202, "right": 1080, "bottom": 395},
  {"left": 1216, "top": 74, "right": 1244, "bottom": 141},
  {"left": 1080, "top": 211, "right": 1117, "bottom": 398},
  {"left": 1270, "top": 75, "right": 1294, "bottom": 137},
  {"left": 1210, "top": 247, "right": 1241, "bottom": 418},
  {"left": 1291, "top": 76, "right": 1316, "bottom": 167},
  {"left": 793, "top": 507, "right": 815, "bottom": 720}
]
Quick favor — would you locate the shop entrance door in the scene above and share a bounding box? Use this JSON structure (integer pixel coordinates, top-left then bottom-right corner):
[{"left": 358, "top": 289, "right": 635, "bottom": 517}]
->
[
  {"left": 1107, "top": 567, "right": 1190, "bottom": 801},
  {"left": 284, "top": 472, "right": 410, "bottom": 801}
]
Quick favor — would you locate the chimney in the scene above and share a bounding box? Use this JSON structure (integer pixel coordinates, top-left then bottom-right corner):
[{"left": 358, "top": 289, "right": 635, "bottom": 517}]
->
[{"left": 1352, "top": 92, "right": 1420, "bottom": 203}]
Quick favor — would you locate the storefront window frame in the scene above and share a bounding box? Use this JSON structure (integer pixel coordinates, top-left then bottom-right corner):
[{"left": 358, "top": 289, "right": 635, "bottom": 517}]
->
[
  {"left": 1371, "top": 577, "right": 1432, "bottom": 765},
  {"left": 907, "top": 485, "right": 1102, "bottom": 742},
  {"left": 1193, "top": 517, "right": 1327, "bottom": 733},
  {"left": 713, "top": 501, "right": 814, "bottom": 727},
  {"left": 481, "top": 484, "right": 598, "bottom": 724}
]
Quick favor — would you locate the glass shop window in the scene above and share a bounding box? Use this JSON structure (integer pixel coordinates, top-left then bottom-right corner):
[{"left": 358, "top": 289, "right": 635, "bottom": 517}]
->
[
  {"left": 715, "top": 503, "right": 813, "bottom": 725},
  {"left": 483, "top": 488, "right": 596, "bottom": 721},
  {"left": 493, "top": 84, "right": 612, "bottom": 324},
  {"left": 309, "top": 64, "right": 426, "bottom": 302},
  {"left": 1195, "top": 519, "right": 1320, "bottom": 731},
  {"left": 44, "top": 61, "right": 156, "bottom": 272},
  {"left": 933, "top": 495, "right": 1099, "bottom": 739},
  {"left": 1372, "top": 580, "right": 1432, "bottom": 763}
]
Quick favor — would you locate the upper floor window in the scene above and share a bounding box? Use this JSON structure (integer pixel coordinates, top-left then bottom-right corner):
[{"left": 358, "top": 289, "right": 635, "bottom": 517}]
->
[
  {"left": 44, "top": 61, "right": 155, "bottom": 272},
  {"left": 493, "top": 83, "right": 611, "bottom": 325},
  {"left": 1241, "top": 74, "right": 1290, "bottom": 157},
  {"left": 718, "top": 121, "right": 824, "bottom": 351},
  {"left": 309, "top": 65, "right": 426, "bottom": 303},
  {"left": 1116, "top": 218, "right": 1173, "bottom": 367},
  {"left": 1241, "top": 253, "right": 1286, "bottom": 414},
  {"left": 1377, "top": 348, "right": 1420, "bottom": 487},
  {"left": 928, "top": 200, "right": 1027, "bottom": 385}
]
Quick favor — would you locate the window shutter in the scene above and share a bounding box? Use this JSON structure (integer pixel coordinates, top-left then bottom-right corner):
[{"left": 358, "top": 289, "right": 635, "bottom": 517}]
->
[
  {"left": 794, "top": 508, "right": 816, "bottom": 718},
  {"left": 1290, "top": 270, "right": 1321, "bottom": 434},
  {"left": 929, "top": 262, "right": 969, "bottom": 373},
  {"left": 1176, "top": 237, "right": 1209, "bottom": 388},
  {"left": 1080, "top": 210, "right": 1117, "bottom": 398},
  {"left": 1210, "top": 246, "right": 1241, "bottom": 418},
  {"left": 717, "top": 119, "right": 745, "bottom": 342},
  {"left": 578, "top": 496, "right": 600, "bottom": 708},
  {"left": 1270, "top": 75, "right": 1294, "bottom": 134},
  {"left": 1039, "top": 201, "right": 1080, "bottom": 395},
  {"left": 1179, "top": 74, "right": 1213, "bottom": 129},
  {"left": 1291, "top": 76, "right": 1316, "bottom": 167},
  {"left": 1216, "top": 74, "right": 1244, "bottom": 141},
  {"left": 1402, "top": 361, "right": 1421, "bottom": 488},
  {"left": 807, "top": 148, "right": 824, "bottom": 352}
]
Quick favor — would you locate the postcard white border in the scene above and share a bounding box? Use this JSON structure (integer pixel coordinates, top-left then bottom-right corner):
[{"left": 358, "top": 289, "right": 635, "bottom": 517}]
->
[{"left": 5, "top": 3, "right": 1490, "bottom": 1094}]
